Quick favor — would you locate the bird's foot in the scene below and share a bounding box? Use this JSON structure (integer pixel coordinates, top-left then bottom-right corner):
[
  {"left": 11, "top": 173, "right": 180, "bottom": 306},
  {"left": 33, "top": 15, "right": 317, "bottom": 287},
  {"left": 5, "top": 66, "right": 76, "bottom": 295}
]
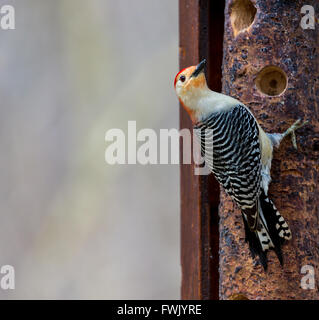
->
[{"left": 282, "top": 119, "right": 309, "bottom": 150}]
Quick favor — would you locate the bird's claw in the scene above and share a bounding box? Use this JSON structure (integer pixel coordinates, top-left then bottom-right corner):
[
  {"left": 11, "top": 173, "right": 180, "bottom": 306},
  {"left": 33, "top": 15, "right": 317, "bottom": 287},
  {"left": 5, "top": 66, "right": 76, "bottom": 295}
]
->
[{"left": 282, "top": 119, "right": 309, "bottom": 150}]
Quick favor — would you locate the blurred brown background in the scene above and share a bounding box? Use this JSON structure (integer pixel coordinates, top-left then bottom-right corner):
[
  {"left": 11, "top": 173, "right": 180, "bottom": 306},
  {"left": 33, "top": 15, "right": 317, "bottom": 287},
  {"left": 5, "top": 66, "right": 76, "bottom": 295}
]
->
[{"left": 0, "top": 0, "right": 179, "bottom": 299}]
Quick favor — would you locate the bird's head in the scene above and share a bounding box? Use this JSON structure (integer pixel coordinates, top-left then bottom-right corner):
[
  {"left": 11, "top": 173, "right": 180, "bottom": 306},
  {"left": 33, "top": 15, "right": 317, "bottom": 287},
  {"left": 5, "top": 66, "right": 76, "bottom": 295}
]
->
[{"left": 174, "top": 59, "right": 208, "bottom": 122}]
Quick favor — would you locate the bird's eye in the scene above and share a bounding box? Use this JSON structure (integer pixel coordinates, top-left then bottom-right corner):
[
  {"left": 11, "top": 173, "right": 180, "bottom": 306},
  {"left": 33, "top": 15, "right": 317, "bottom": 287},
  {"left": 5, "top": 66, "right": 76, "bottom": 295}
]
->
[{"left": 180, "top": 75, "right": 186, "bottom": 82}]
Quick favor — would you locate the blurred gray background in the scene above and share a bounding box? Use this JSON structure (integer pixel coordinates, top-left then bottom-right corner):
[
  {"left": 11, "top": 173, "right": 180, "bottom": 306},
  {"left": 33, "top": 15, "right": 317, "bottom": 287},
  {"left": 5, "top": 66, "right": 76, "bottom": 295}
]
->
[{"left": 0, "top": 0, "right": 179, "bottom": 299}]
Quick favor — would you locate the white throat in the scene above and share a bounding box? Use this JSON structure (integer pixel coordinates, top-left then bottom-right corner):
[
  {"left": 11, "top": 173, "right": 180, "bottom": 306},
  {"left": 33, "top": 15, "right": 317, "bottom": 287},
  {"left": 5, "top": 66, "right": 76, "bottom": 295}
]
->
[{"left": 180, "top": 87, "right": 241, "bottom": 121}]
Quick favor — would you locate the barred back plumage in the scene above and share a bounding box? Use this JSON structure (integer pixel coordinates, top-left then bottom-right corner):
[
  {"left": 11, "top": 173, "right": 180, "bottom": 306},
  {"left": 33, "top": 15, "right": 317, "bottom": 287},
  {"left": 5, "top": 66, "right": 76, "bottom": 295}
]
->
[
  {"left": 194, "top": 104, "right": 291, "bottom": 270},
  {"left": 195, "top": 104, "right": 261, "bottom": 229}
]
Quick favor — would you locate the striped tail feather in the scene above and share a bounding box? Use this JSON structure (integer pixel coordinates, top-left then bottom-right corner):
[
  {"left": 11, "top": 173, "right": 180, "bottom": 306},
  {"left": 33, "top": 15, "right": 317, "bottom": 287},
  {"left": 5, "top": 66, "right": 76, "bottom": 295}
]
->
[{"left": 242, "top": 190, "right": 291, "bottom": 270}]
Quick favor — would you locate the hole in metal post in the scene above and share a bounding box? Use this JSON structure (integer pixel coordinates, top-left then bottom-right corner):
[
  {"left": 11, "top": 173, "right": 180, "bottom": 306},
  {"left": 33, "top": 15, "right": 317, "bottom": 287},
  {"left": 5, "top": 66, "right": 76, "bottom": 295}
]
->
[
  {"left": 255, "top": 66, "right": 288, "bottom": 96},
  {"left": 230, "top": 0, "right": 256, "bottom": 37}
]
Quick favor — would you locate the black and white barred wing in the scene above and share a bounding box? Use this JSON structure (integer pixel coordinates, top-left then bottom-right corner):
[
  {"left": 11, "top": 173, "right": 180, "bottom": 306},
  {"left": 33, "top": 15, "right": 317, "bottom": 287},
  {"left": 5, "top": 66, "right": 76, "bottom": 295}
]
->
[{"left": 195, "top": 105, "right": 262, "bottom": 231}]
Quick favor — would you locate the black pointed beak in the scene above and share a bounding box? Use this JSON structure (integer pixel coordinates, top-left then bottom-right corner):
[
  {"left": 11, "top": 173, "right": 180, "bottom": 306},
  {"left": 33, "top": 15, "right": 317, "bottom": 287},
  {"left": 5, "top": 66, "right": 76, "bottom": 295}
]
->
[{"left": 191, "top": 59, "right": 206, "bottom": 78}]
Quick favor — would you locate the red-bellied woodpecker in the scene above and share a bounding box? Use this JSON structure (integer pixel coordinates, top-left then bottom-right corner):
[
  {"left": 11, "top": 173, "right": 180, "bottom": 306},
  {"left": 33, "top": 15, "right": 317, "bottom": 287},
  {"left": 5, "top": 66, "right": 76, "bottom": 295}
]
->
[{"left": 174, "top": 59, "right": 308, "bottom": 269}]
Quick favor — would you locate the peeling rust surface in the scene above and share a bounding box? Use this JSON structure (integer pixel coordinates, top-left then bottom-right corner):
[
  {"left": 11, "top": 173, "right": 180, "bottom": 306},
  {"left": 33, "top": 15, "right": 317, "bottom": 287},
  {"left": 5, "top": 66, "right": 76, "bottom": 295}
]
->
[{"left": 220, "top": 0, "right": 319, "bottom": 299}]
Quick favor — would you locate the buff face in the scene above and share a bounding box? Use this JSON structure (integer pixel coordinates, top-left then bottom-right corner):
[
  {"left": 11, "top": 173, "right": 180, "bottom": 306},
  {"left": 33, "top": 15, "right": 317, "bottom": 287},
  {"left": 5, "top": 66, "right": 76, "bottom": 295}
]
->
[
  {"left": 174, "top": 66, "right": 209, "bottom": 122},
  {"left": 174, "top": 66, "right": 207, "bottom": 100}
]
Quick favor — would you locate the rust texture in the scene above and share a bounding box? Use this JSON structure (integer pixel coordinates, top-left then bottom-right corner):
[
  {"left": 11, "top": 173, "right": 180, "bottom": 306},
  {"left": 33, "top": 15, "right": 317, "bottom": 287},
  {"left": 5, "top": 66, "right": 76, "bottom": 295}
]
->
[
  {"left": 179, "top": 0, "right": 224, "bottom": 300},
  {"left": 220, "top": 0, "right": 319, "bottom": 299}
]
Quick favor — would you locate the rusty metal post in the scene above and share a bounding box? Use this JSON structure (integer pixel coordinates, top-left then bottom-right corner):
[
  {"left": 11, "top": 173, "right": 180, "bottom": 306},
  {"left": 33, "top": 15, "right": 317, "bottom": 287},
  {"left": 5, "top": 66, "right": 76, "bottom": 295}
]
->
[
  {"left": 220, "top": 0, "right": 319, "bottom": 299},
  {"left": 179, "top": 0, "right": 225, "bottom": 300}
]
